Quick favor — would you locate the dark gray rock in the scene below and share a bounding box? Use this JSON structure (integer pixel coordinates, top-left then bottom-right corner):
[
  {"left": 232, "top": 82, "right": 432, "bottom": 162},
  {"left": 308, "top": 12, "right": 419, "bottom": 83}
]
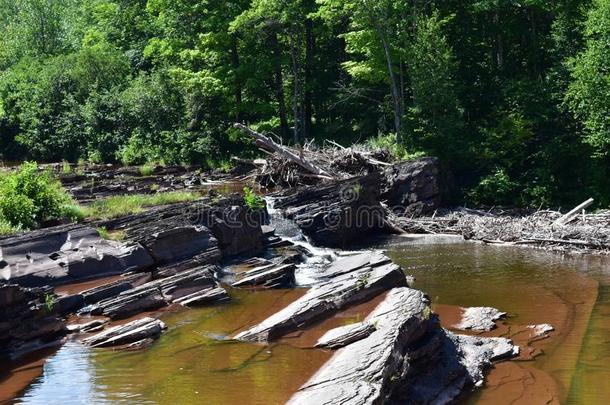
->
[
  {"left": 0, "top": 225, "right": 154, "bottom": 287},
  {"left": 79, "top": 272, "right": 152, "bottom": 305},
  {"left": 100, "top": 196, "right": 263, "bottom": 262},
  {"left": 66, "top": 319, "right": 108, "bottom": 334},
  {"left": 82, "top": 317, "right": 166, "bottom": 347},
  {"left": 314, "top": 321, "right": 376, "bottom": 349},
  {"left": 234, "top": 253, "right": 407, "bottom": 341},
  {"left": 54, "top": 294, "right": 85, "bottom": 315},
  {"left": 173, "top": 287, "right": 229, "bottom": 306},
  {"left": 145, "top": 226, "right": 219, "bottom": 266},
  {"left": 0, "top": 283, "right": 67, "bottom": 361},
  {"left": 382, "top": 157, "right": 441, "bottom": 216},
  {"left": 84, "top": 265, "right": 226, "bottom": 319},
  {"left": 271, "top": 173, "right": 388, "bottom": 248}
]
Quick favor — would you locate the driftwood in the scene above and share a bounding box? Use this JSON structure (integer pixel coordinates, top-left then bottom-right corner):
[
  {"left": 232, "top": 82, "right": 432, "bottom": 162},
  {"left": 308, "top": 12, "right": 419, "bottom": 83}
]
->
[
  {"left": 554, "top": 198, "right": 594, "bottom": 226},
  {"left": 234, "top": 123, "right": 333, "bottom": 179},
  {"left": 393, "top": 206, "right": 610, "bottom": 254}
]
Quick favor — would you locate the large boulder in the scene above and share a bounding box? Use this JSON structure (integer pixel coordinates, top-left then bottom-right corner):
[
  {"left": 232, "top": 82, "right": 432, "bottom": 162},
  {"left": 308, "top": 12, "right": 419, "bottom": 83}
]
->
[
  {"left": 289, "top": 287, "right": 519, "bottom": 405},
  {"left": 271, "top": 173, "right": 388, "bottom": 248},
  {"left": 0, "top": 225, "right": 154, "bottom": 287},
  {"left": 382, "top": 157, "right": 441, "bottom": 216}
]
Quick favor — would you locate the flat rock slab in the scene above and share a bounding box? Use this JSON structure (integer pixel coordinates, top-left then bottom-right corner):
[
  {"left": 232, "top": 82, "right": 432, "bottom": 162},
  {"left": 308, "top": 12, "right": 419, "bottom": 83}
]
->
[
  {"left": 314, "top": 321, "right": 376, "bottom": 349},
  {"left": 234, "top": 253, "right": 407, "bottom": 341},
  {"left": 0, "top": 225, "right": 154, "bottom": 287},
  {"left": 231, "top": 263, "right": 296, "bottom": 289},
  {"left": 83, "top": 317, "right": 166, "bottom": 347},
  {"left": 83, "top": 265, "right": 226, "bottom": 319},
  {"left": 79, "top": 272, "right": 152, "bottom": 305},
  {"left": 174, "top": 287, "right": 229, "bottom": 306},
  {"left": 456, "top": 306, "right": 507, "bottom": 331}
]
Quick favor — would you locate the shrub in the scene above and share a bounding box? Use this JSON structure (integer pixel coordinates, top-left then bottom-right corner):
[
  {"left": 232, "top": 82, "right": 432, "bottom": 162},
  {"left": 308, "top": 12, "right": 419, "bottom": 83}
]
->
[
  {"left": 0, "top": 162, "right": 76, "bottom": 230},
  {"left": 365, "top": 133, "right": 425, "bottom": 161},
  {"left": 139, "top": 163, "right": 155, "bottom": 176},
  {"left": 467, "top": 168, "right": 517, "bottom": 206},
  {"left": 243, "top": 187, "right": 265, "bottom": 210}
]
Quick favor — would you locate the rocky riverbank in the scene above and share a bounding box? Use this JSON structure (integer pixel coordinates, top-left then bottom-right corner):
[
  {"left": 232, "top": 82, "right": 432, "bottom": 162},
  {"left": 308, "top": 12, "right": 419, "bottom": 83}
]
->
[{"left": 0, "top": 157, "right": 530, "bottom": 404}]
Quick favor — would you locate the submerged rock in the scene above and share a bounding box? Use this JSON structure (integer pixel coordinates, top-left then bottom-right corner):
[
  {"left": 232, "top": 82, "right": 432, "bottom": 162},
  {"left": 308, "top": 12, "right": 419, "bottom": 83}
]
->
[
  {"left": 456, "top": 306, "right": 507, "bottom": 331},
  {"left": 83, "top": 317, "right": 166, "bottom": 347},
  {"left": 527, "top": 323, "right": 554, "bottom": 338},
  {"left": 234, "top": 252, "right": 407, "bottom": 341}
]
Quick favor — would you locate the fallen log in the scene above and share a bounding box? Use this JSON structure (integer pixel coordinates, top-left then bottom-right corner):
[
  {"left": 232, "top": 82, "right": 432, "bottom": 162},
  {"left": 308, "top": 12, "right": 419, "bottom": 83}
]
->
[
  {"left": 554, "top": 198, "right": 594, "bottom": 226},
  {"left": 234, "top": 123, "right": 333, "bottom": 179}
]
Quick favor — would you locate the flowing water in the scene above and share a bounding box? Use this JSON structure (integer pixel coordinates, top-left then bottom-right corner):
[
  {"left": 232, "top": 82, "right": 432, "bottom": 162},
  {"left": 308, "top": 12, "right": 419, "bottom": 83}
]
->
[{"left": 4, "top": 233, "right": 610, "bottom": 404}]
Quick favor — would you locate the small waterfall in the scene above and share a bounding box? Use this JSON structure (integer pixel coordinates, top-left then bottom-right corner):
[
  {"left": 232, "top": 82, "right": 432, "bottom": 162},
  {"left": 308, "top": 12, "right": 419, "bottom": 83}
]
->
[{"left": 265, "top": 197, "right": 337, "bottom": 286}]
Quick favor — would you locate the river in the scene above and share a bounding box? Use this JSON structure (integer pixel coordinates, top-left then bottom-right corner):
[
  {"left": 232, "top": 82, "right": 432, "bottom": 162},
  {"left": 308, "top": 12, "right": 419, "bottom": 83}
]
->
[{"left": 4, "top": 234, "right": 610, "bottom": 404}]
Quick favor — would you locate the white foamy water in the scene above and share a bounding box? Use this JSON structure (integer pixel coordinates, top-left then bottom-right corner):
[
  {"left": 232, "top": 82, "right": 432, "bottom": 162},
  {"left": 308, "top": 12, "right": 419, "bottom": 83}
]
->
[{"left": 265, "top": 198, "right": 339, "bottom": 286}]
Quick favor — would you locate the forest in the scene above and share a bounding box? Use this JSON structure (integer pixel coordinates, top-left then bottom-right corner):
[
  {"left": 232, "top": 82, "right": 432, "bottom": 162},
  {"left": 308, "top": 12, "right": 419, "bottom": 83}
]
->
[{"left": 1, "top": 0, "right": 609, "bottom": 207}]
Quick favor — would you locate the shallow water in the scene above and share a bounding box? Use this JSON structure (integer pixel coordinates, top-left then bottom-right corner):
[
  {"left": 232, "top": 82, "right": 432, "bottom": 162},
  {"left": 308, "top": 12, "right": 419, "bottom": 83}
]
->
[{"left": 5, "top": 235, "right": 610, "bottom": 404}]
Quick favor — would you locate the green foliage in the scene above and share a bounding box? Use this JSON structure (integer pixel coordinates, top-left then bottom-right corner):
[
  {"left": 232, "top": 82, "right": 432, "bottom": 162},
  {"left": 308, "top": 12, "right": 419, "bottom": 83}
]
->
[
  {"left": 243, "top": 187, "right": 265, "bottom": 210},
  {"left": 0, "top": 218, "right": 21, "bottom": 235},
  {"left": 467, "top": 168, "right": 517, "bottom": 206},
  {"left": 139, "top": 164, "right": 155, "bottom": 176},
  {"left": 97, "top": 226, "right": 126, "bottom": 241},
  {"left": 566, "top": 0, "right": 610, "bottom": 157},
  {"left": 366, "top": 133, "right": 425, "bottom": 161},
  {"left": 44, "top": 293, "right": 55, "bottom": 312},
  {"left": 0, "top": 0, "right": 606, "bottom": 207},
  {"left": 62, "top": 161, "right": 72, "bottom": 174},
  {"left": 0, "top": 162, "right": 75, "bottom": 230},
  {"left": 405, "top": 12, "right": 463, "bottom": 159}
]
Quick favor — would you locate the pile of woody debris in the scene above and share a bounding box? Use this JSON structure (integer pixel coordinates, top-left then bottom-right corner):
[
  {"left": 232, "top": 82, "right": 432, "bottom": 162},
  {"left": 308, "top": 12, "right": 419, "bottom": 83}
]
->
[
  {"left": 233, "top": 123, "right": 393, "bottom": 188},
  {"left": 397, "top": 199, "right": 610, "bottom": 254}
]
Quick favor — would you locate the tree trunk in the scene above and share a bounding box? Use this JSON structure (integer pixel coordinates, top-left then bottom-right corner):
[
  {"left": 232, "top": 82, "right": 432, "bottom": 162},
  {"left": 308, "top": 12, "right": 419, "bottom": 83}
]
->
[
  {"left": 494, "top": 11, "right": 504, "bottom": 71},
  {"left": 230, "top": 35, "right": 243, "bottom": 121},
  {"left": 289, "top": 32, "right": 301, "bottom": 146},
  {"left": 375, "top": 24, "right": 403, "bottom": 140},
  {"left": 269, "top": 31, "right": 289, "bottom": 139},
  {"left": 304, "top": 18, "right": 314, "bottom": 138}
]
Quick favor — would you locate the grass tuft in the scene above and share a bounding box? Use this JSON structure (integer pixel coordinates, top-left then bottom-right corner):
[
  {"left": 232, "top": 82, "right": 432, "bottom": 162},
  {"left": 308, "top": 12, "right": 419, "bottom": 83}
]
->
[
  {"left": 139, "top": 164, "right": 156, "bottom": 176},
  {"left": 82, "top": 191, "right": 199, "bottom": 220}
]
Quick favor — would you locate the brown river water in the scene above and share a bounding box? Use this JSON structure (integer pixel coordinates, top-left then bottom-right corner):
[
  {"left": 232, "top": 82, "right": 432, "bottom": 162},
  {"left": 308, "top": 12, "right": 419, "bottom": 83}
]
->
[{"left": 3, "top": 234, "right": 610, "bottom": 404}]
